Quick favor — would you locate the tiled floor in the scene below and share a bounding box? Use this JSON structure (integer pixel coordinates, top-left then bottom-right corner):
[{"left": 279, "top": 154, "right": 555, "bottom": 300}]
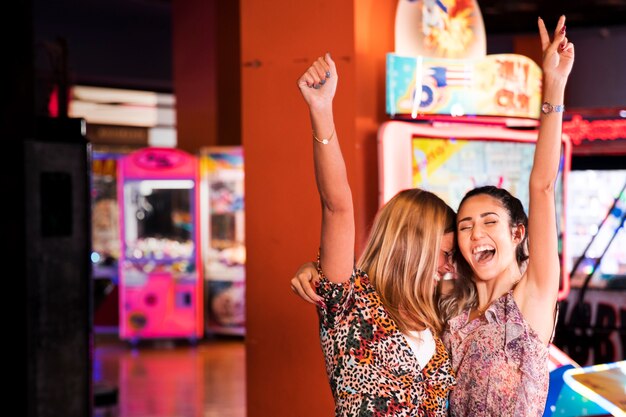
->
[{"left": 93, "top": 333, "right": 246, "bottom": 417}]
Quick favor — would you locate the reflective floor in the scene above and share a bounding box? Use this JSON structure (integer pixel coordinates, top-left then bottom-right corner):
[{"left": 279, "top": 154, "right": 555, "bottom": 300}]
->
[{"left": 93, "top": 333, "right": 246, "bottom": 417}]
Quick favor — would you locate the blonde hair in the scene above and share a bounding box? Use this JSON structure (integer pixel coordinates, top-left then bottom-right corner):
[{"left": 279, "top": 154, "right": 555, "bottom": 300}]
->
[{"left": 357, "top": 189, "right": 455, "bottom": 334}]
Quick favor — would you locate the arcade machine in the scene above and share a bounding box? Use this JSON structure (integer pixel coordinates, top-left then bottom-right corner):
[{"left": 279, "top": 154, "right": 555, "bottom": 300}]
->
[
  {"left": 117, "top": 147, "right": 204, "bottom": 342},
  {"left": 544, "top": 347, "right": 626, "bottom": 417},
  {"left": 91, "top": 149, "right": 130, "bottom": 331},
  {"left": 199, "top": 147, "right": 246, "bottom": 336},
  {"left": 557, "top": 360, "right": 626, "bottom": 416}
]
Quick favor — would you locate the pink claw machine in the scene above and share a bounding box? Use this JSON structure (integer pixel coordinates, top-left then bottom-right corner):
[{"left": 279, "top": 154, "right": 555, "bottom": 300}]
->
[{"left": 117, "top": 147, "right": 204, "bottom": 343}]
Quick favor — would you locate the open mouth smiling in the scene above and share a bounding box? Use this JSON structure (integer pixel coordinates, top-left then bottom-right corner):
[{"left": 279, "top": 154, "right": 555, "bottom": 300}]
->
[{"left": 472, "top": 245, "right": 495, "bottom": 263}]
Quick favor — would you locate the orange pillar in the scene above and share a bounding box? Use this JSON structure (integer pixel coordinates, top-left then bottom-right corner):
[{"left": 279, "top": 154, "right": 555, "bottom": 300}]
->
[
  {"left": 172, "top": 0, "right": 241, "bottom": 152},
  {"left": 353, "top": 1, "right": 398, "bottom": 249},
  {"left": 241, "top": 1, "right": 395, "bottom": 416}
]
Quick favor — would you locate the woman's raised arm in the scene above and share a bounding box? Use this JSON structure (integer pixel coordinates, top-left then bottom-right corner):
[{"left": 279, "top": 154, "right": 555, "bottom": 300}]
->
[
  {"left": 296, "top": 53, "right": 355, "bottom": 283},
  {"left": 523, "top": 16, "right": 574, "bottom": 343}
]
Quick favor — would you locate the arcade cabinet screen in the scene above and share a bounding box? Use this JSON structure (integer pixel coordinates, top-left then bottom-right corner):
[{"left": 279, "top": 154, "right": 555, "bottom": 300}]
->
[
  {"left": 124, "top": 180, "right": 195, "bottom": 259},
  {"left": 566, "top": 169, "right": 626, "bottom": 288}
]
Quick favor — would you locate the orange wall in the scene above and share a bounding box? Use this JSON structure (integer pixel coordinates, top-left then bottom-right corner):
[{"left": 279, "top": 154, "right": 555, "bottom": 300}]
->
[
  {"left": 241, "top": 1, "right": 395, "bottom": 416},
  {"left": 354, "top": 1, "right": 398, "bottom": 250},
  {"left": 172, "top": 0, "right": 241, "bottom": 152},
  {"left": 241, "top": 2, "right": 355, "bottom": 415},
  {"left": 172, "top": 0, "right": 217, "bottom": 152}
]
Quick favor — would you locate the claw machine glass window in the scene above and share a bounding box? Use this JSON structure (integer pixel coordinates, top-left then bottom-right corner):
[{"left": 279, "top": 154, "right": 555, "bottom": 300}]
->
[
  {"left": 200, "top": 147, "right": 245, "bottom": 336},
  {"left": 117, "top": 147, "right": 203, "bottom": 342}
]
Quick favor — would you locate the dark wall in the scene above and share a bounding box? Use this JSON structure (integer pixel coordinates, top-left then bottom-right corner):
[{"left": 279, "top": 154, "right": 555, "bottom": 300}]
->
[
  {"left": 562, "top": 26, "right": 626, "bottom": 108},
  {"left": 6, "top": 3, "right": 94, "bottom": 415},
  {"left": 34, "top": 0, "right": 173, "bottom": 92},
  {"left": 34, "top": 1, "right": 626, "bottom": 109},
  {"left": 488, "top": 26, "right": 626, "bottom": 108}
]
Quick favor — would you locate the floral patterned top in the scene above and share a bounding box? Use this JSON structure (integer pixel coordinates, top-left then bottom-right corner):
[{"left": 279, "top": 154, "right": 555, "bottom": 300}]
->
[
  {"left": 442, "top": 290, "right": 550, "bottom": 417},
  {"left": 315, "top": 268, "right": 456, "bottom": 417}
]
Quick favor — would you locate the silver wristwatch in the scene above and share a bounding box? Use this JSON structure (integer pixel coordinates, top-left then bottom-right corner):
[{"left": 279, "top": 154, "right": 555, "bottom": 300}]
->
[{"left": 541, "top": 101, "right": 565, "bottom": 115}]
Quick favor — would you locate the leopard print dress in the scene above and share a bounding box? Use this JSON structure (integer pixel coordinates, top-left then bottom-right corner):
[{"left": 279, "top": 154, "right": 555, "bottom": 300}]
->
[{"left": 315, "top": 268, "right": 456, "bottom": 417}]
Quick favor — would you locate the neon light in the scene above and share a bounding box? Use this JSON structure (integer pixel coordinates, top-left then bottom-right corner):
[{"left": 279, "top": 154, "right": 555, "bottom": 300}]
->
[{"left": 563, "top": 114, "right": 626, "bottom": 145}]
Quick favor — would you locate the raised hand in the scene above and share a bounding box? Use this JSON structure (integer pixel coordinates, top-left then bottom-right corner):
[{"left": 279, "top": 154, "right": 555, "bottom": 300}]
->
[
  {"left": 296, "top": 53, "right": 337, "bottom": 111},
  {"left": 538, "top": 15, "right": 574, "bottom": 83}
]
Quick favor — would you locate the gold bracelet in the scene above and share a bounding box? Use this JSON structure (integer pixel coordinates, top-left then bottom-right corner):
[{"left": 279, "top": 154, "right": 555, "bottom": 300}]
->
[{"left": 312, "top": 126, "right": 335, "bottom": 145}]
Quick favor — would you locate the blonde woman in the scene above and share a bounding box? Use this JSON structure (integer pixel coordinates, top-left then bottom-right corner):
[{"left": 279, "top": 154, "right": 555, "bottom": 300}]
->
[{"left": 294, "top": 53, "right": 456, "bottom": 417}]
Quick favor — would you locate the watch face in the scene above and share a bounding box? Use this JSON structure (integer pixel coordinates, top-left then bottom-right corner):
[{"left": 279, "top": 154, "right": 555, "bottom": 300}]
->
[{"left": 541, "top": 102, "right": 552, "bottom": 114}]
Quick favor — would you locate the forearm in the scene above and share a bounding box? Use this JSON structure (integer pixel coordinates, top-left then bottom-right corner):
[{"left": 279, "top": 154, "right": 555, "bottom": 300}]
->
[
  {"left": 526, "top": 76, "right": 565, "bottom": 295},
  {"left": 530, "top": 77, "right": 567, "bottom": 190},
  {"left": 309, "top": 104, "right": 355, "bottom": 283},
  {"left": 297, "top": 53, "right": 355, "bottom": 282},
  {"left": 310, "top": 105, "right": 353, "bottom": 213},
  {"left": 522, "top": 14, "right": 573, "bottom": 344}
]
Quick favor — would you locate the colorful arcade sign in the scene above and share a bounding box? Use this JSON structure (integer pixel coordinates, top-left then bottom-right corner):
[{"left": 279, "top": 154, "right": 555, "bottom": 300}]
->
[
  {"left": 394, "top": 0, "right": 486, "bottom": 60},
  {"left": 386, "top": 53, "right": 543, "bottom": 120}
]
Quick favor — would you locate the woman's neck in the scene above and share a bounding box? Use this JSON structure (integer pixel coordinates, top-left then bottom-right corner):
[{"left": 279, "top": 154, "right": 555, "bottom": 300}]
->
[
  {"left": 467, "top": 268, "right": 522, "bottom": 321},
  {"left": 474, "top": 265, "right": 522, "bottom": 306}
]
